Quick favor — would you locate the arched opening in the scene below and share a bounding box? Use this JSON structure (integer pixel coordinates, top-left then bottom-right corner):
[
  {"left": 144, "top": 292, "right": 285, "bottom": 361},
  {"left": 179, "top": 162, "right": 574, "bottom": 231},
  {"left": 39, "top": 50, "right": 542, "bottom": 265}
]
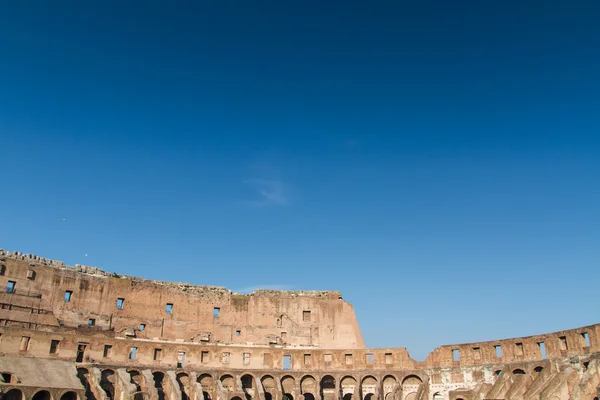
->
[
  {"left": 261, "top": 375, "right": 276, "bottom": 400},
  {"left": 153, "top": 372, "right": 167, "bottom": 400},
  {"left": 101, "top": 370, "right": 116, "bottom": 400},
  {"left": 32, "top": 391, "right": 52, "bottom": 400},
  {"left": 301, "top": 376, "right": 317, "bottom": 395},
  {"left": 401, "top": 376, "right": 422, "bottom": 396},
  {"left": 494, "top": 370, "right": 503, "bottom": 377},
  {"left": 231, "top": 397, "right": 243, "bottom": 400},
  {"left": 320, "top": 375, "right": 335, "bottom": 400},
  {"left": 361, "top": 376, "right": 377, "bottom": 400},
  {"left": 340, "top": 376, "right": 356, "bottom": 400},
  {"left": 304, "top": 395, "right": 315, "bottom": 400},
  {"left": 512, "top": 369, "right": 525, "bottom": 375},
  {"left": 177, "top": 373, "right": 191, "bottom": 400},
  {"left": 432, "top": 393, "right": 443, "bottom": 400},
  {"left": 281, "top": 376, "right": 295, "bottom": 400},
  {"left": 4, "top": 389, "right": 24, "bottom": 400},
  {"left": 77, "top": 368, "right": 96, "bottom": 400},
  {"left": 60, "top": 392, "right": 78, "bottom": 400},
  {"left": 533, "top": 366, "right": 544, "bottom": 374},
  {"left": 382, "top": 376, "right": 397, "bottom": 400},
  {"left": 220, "top": 375, "right": 235, "bottom": 392},
  {"left": 241, "top": 375, "right": 255, "bottom": 400},
  {"left": 128, "top": 370, "right": 145, "bottom": 400},
  {"left": 198, "top": 374, "right": 214, "bottom": 400}
]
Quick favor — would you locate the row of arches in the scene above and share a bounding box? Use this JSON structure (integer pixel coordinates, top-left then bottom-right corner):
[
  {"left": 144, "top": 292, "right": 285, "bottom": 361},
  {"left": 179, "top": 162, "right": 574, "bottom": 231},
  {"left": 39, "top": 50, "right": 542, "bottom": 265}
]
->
[
  {"left": 3, "top": 389, "right": 78, "bottom": 400},
  {"left": 77, "top": 368, "right": 425, "bottom": 400}
]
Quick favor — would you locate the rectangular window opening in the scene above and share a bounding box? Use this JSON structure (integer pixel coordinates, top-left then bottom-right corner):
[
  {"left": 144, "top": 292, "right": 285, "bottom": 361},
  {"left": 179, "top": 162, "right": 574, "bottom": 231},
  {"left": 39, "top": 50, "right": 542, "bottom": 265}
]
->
[
  {"left": 345, "top": 353, "right": 353, "bottom": 365},
  {"left": 27, "top": 270, "right": 36, "bottom": 280},
  {"left": 538, "top": 342, "right": 546, "bottom": 359},
  {"left": 166, "top": 303, "right": 173, "bottom": 314},
  {"left": 385, "top": 353, "right": 393, "bottom": 364},
  {"left": 366, "top": 353, "right": 374, "bottom": 364},
  {"left": 64, "top": 290, "right": 73, "bottom": 302},
  {"left": 582, "top": 332, "right": 591, "bottom": 347},
  {"left": 303, "top": 310, "right": 311, "bottom": 321},
  {"left": 494, "top": 345, "right": 502, "bottom": 358},
  {"left": 154, "top": 348, "right": 162, "bottom": 361},
  {"left": 116, "top": 298, "right": 124, "bottom": 309},
  {"left": 452, "top": 349, "right": 460, "bottom": 362},
  {"left": 515, "top": 342, "right": 524, "bottom": 356},
  {"left": 139, "top": 323, "right": 146, "bottom": 331},
  {"left": 222, "top": 352, "right": 230, "bottom": 363},
  {"left": 76, "top": 343, "right": 87, "bottom": 363},
  {"left": 88, "top": 318, "right": 95, "bottom": 326},
  {"left": 473, "top": 347, "right": 481, "bottom": 360},
  {"left": 236, "top": 330, "right": 241, "bottom": 336},
  {"left": 559, "top": 336, "right": 568, "bottom": 351},
  {"left": 283, "top": 355, "right": 291, "bottom": 370},
  {"left": 177, "top": 352, "right": 185, "bottom": 368},
  {"left": 129, "top": 347, "right": 137, "bottom": 360},
  {"left": 20, "top": 336, "right": 31, "bottom": 351},
  {"left": 104, "top": 345, "right": 113, "bottom": 358},
  {"left": 324, "top": 353, "right": 332, "bottom": 363},
  {"left": 304, "top": 353, "right": 312, "bottom": 365},
  {"left": 243, "top": 352, "right": 250, "bottom": 365},
  {"left": 49, "top": 339, "right": 60, "bottom": 354},
  {"left": 213, "top": 307, "right": 220, "bottom": 318},
  {"left": 201, "top": 351, "right": 209, "bottom": 363},
  {"left": 6, "top": 281, "right": 16, "bottom": 294}
]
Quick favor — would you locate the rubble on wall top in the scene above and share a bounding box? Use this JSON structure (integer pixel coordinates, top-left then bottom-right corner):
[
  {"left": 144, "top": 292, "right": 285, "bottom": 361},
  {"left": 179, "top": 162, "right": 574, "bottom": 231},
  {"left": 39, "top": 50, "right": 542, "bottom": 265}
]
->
[{"left": 0, "top": 248, "right": 342, "bottom": 298}]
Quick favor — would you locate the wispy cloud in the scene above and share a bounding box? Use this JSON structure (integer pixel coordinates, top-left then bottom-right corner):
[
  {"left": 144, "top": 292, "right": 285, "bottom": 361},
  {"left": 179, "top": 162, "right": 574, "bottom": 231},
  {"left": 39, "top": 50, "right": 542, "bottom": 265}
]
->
[
  {"left": 243, "top": 178, "right": 289, "bottom": 207},
  {"left": 233, "top": 284, "right": 295, "bottom": 294}
]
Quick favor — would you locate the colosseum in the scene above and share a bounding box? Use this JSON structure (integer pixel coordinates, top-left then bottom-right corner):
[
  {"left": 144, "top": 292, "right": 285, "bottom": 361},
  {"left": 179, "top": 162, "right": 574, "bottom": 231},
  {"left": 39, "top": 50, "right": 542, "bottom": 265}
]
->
[{"left": 0, "top": 249, "right": 598, "bottom": 400}]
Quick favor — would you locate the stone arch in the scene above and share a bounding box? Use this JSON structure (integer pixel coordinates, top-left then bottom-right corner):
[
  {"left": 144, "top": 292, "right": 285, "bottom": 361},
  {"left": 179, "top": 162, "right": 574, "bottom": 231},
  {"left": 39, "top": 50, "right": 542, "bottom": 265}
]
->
[
  {"left": 281, "top": 376, "right": 296, "bottom": 400},
  {"left": 340, "top": 376, "right": 357, "bottom": 399},
  {"left": 77, "top": 367, "right": 96, "bottom": 400},
  {"left": 301, "top": 375, "right": 317, "bottom": 395},
  {"left": 401, "top": 375, "right": 421, "bottom": 396},
  {"left": 432, "top": 393, "right": 443, "bottom": 400},
  {"left": 361, "top": 376, "right": 377, "bottom": 399},
  {"left": 198, "top": 374, "right": 214, "bottom": 400},
  {"left": 128, "top": 369, "right": 146, "bottom": 400},
  {"left": 404, "top": 393, "right": 417, "bottom": 400},
  {"left": 153, "top": 371, "right": 167, "bottom": 400},
  {"left": 512, "top": 369, "right": 525, "bottom": 375},
  {"left": 32, "top": 391, "right": 52, "bottom": 400},
  {"left": 231, "top": 397, "right": 243, "bottom": 400},
  {"left": 261, "top": 375, "right": 277, "bottom": 400},
  {"left": 4, "top": 389, "right": 24, "bottom": 400},
  {"left": 320, "top": 375, "right": 336, "bottom": 400},
  {"left": 532, "top": 366, "right": 544, "bottom": 374},
  {"left": 494, "top": 370, "right": 503, "bottom": 377},
  {"left": 101, "top": 369, "right": 116, "bottom": 400},
  {"left": 220, "top": 375, "right": 235, "bottom": 392},
  {"left": 382, "top": 376, "right": 397, "bottom": 400},
  {"left": 177, "top": 372, "right": 191, "bottom": 400},
  {"left": 241, "top": 374, "right": 255, "bottom": 400},
  {"left": 60, "top": 392, "right": 78, "bottom": 400}
]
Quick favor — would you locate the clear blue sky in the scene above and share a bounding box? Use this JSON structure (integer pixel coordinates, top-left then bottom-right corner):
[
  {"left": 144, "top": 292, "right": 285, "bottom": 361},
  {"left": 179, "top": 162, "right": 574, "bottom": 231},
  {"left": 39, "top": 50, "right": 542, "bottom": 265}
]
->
[{"left": 1, "top": 1, "right": 599, "bottom": 360}]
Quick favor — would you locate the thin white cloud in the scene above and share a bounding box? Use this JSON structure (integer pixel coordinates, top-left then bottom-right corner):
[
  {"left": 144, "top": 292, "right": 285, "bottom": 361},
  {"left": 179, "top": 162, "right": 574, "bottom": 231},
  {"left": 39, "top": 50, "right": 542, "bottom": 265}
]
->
[
  {"left": 234, "top": 284, "right": 295, "bottom": 294},
  {"left": 243, "top": 178, "right": 288, "bottom": 207}
]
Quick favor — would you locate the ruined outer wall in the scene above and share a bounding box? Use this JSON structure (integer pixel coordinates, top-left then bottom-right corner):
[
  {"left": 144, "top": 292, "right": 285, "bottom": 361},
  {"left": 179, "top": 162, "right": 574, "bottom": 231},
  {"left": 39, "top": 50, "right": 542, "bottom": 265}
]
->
[{"left": 0, "top": 249, "right": 365, "bottom": 349}]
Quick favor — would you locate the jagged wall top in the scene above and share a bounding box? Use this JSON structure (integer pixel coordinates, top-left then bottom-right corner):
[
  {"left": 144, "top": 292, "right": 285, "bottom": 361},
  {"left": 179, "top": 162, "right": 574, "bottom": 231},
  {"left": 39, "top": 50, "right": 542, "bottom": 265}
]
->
[{"left": 0, "top": 248, "right": 342, "bottom": 298}]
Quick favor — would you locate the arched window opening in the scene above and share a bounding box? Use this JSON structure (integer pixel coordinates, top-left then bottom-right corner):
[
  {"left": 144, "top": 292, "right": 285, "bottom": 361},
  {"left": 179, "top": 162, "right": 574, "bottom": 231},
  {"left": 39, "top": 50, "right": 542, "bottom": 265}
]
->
[{"left": 32, "top": 391, "right": 52, "bottom": 400}]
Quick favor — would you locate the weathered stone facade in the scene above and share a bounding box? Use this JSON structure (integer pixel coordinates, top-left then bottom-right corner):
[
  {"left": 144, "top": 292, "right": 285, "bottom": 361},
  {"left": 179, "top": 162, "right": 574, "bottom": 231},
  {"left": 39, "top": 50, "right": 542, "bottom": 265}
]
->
[{"left": 0, "top": 249, "right": 598, "bottom": 400}]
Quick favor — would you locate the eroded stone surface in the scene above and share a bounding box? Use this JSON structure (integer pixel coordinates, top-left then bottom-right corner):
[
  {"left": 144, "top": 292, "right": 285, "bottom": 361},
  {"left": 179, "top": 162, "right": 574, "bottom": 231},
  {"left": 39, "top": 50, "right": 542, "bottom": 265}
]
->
[{"left": 0, "top": 249, "right": 598, "bottom": 400}]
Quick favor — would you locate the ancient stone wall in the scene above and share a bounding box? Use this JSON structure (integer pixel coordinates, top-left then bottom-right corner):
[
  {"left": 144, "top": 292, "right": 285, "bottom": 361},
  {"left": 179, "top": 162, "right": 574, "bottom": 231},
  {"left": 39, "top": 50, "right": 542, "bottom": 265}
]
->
[{"left": 0, "top": 249, "right": 598, "bottom": 400}]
